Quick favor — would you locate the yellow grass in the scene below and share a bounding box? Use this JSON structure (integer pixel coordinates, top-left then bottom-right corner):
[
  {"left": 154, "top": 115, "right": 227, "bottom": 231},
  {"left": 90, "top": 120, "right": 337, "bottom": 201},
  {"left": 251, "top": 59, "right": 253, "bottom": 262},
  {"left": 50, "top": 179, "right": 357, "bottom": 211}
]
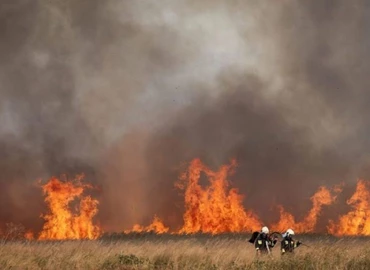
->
[{"left": 0, "top": 234, "right": 370, "bottom": 269}]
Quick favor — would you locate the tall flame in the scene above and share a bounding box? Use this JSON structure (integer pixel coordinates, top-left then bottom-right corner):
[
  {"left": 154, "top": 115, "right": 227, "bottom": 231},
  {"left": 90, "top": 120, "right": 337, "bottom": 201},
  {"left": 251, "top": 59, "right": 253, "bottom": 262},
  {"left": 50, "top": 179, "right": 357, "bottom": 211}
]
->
[
  {"left": 272, "top": 186, "right": 339, "bottom": 233},
  {"left": 129, "top": 159, "right": 370, "bottom": 236},
  {"left": 177, "top": 158, "right": 261, "bottom": 234},
  {"left": 38, "top": 175, "right": 101, "bottom": 240},
  {"left": 22, "top": 159, "right": 370, "bottom": 237},
  {"left": 328, "top": 180, "right": 370, "bottom": 236}
]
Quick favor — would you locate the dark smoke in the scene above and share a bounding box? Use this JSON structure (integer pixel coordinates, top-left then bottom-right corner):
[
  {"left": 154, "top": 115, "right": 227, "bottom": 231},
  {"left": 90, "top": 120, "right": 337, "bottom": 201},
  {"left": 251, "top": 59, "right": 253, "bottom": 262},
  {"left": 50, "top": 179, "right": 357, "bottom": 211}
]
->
[
  {"left": 0, "top": 0, "right": 369, "bottom": 232},
  {"left": 0, "top": 0, "right": 112, "bottom": 230}
]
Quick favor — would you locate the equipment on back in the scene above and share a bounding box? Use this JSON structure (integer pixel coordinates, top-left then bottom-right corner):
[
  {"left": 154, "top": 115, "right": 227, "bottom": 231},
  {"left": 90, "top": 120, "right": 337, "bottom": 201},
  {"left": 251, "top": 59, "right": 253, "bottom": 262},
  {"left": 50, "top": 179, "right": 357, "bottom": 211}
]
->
[
  {"left": 280, "top": 228, "right": 307, "bottom": 255},
  {"left": 248, "top": 231, "right": 260, "bottom": 243},
  {"left": 250, "top": 226, "right": 279, "bottom": 256}
]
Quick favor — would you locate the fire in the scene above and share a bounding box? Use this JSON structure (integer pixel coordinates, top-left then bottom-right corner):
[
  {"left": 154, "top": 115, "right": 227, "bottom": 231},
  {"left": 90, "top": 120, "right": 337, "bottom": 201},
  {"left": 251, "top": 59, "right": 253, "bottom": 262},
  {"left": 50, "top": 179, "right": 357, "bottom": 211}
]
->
[
  {"left": 125, "top": 215, "right": 169, "bottom": 234},
  {"left": 177, "top": 158, "right": 261, "bottom": 234},
  {"left": 11, "top": 158, "right": 370, "bottom": 237},
  {"left": 38, "top": 175, "right": 101, "bottom": 240},
  {"left": 125, "top": 158, "right": 261, "bottom": 234},
  {"left": 272, "top": 186, "right": 339, "bottom": 233},
  {"left": 24, "top": 231, "right": 34, "bottom": 240},
  {"left": 130, "top": 159, "right": 370, "bottom": 236},
  {"left": 328, "top": 180, "right": 370, "bottom": 236}
]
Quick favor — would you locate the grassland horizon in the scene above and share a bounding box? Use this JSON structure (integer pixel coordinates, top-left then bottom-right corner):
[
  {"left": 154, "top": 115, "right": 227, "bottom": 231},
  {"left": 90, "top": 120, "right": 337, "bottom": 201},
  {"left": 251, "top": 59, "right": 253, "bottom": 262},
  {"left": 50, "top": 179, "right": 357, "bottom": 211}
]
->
[{"left": 1, "top": 233, "right": 370, "bottom": 269}]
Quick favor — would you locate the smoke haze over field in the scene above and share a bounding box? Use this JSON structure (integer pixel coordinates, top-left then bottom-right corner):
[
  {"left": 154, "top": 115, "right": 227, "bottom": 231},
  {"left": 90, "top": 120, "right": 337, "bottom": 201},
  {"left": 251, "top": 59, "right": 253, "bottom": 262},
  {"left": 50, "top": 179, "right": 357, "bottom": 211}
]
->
[{"left": 0, "top": 0, "right": 370, "bottom": 232}]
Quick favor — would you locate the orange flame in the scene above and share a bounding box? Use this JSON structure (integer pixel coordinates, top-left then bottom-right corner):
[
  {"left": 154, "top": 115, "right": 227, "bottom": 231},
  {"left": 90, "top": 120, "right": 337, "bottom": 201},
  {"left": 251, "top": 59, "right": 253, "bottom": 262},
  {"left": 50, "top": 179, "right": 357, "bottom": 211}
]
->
[
  {"left": 272, "top": 186, "right": 339, "bottom": 233},
  {"left": 24, "top": 231, "right": 34, "bottom": 240},
  {"left": 328, "top": 180, "right": 370, "bottom": 236},
  {"left": 125, "top": 215, "right": 169, "bottom": 234},
  {"left": 25, "top": 159, "right": 370, "bottom": 237},
  {"left": 177, "top": 158, "right": 261, "bottom": 234},
  {"left": 38, "top": 175, "right": 101, "bottom": 240},
  {"left": 126, "top": 158, "right": 261, "bottom": 234}
]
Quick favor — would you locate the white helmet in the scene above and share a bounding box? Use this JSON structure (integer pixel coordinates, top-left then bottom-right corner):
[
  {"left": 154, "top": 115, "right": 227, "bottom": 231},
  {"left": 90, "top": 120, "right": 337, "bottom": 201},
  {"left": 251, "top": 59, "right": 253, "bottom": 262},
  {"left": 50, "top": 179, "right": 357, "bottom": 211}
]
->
[
  {"left": 261, "top": 226, "right": 269, "bottom": 234},
  {"left": 286, "top": 228, "right": 295, "bottom": 236}
]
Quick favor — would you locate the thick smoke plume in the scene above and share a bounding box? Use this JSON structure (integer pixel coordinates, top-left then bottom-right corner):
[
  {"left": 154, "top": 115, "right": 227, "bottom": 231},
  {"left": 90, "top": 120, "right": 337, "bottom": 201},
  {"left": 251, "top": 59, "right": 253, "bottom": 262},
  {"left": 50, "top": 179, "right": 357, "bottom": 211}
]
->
[{"left": 0, "top": 0, "right": 369, "bottom": 232}]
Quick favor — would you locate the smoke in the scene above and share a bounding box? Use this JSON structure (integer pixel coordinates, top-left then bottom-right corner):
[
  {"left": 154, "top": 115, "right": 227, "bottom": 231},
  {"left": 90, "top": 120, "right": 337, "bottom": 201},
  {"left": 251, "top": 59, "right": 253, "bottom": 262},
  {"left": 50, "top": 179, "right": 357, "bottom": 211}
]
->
[{"left": 0, "top": 0, "right": 369, "bottom": 232}]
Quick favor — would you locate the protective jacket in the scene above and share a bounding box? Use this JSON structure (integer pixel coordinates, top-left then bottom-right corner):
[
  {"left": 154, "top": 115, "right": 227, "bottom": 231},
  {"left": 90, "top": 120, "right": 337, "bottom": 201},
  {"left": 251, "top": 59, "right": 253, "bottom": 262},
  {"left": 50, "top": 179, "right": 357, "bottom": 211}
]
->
[
  {"left": 281, "top": 235, "right": 301, "bottom": 254},
  {"left": 254, "top": 233, "right": 277, "bottom": 254}
]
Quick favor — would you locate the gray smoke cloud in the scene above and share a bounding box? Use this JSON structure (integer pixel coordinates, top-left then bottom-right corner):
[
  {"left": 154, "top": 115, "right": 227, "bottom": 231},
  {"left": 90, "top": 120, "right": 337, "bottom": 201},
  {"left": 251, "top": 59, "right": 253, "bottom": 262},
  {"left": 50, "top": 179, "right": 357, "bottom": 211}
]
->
[{"left": 0, "top": 0, "right": 369, "bottom": 232}]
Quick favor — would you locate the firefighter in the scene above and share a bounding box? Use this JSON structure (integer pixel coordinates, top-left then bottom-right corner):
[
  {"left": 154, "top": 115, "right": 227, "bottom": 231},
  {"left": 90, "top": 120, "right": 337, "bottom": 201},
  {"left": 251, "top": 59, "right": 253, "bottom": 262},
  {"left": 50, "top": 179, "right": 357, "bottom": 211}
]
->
[
  {"left": 254, "top": 226, "right": 278, "bottom": 256},
  {"left": 281, "top": 228, "right": 301, "bottom": 255}
]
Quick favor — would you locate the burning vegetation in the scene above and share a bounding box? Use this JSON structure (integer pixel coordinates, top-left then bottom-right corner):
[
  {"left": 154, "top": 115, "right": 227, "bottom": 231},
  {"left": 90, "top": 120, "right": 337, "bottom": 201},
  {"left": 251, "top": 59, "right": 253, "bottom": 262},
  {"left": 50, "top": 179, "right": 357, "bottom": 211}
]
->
[
  {"left": 37, "top": 175, "right": 101, "bottom": 240},
  {"left": 176, "top": 158, "right": 261, "bottom": 234},
  {"left": 8, "top": 158, "right": 370, "bottom": 240},
  {"left": 127, "top": 158, "right": 370, "bottom": 237},
  {"left": 271, "top": 186, "right": 341, "bottom": 233},
  {"left": 124, "top": 215, "right": 169, "bottom": 234},
  {"left": 328, "top": 180, "right": 370, "bottom": 236}
]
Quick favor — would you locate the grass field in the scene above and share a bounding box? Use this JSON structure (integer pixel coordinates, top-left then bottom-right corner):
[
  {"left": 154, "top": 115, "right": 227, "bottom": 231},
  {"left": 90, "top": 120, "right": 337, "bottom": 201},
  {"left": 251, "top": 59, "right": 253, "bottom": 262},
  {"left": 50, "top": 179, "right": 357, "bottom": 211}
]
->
[{"left": 1, "top": 234, "right": 370, "bottom": 269}]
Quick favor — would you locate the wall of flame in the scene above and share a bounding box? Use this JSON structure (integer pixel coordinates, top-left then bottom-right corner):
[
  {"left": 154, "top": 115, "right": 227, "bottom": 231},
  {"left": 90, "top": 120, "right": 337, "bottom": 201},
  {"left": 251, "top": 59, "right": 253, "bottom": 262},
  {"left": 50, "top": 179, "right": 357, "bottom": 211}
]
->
[{"left": 24, "top": 158, "right": 370, "bottom": 240}]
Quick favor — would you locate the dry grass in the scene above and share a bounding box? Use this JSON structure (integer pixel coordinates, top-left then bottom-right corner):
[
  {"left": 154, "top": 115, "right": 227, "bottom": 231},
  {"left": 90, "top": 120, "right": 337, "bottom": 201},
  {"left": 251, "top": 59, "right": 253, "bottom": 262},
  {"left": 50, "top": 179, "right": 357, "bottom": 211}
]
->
[{"left": 0, "top": 234, "right": 370, "bottom": 269}]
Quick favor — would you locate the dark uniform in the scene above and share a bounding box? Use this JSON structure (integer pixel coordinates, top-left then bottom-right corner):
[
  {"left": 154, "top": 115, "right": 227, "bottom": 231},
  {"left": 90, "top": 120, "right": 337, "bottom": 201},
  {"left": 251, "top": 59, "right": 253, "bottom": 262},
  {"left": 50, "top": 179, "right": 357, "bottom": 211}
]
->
[
  {"left": 255, "top": 233, "right": 277, "bottom": 255},
  {"left": 281, "top": 235, "right": 301, "bottom": 255}
]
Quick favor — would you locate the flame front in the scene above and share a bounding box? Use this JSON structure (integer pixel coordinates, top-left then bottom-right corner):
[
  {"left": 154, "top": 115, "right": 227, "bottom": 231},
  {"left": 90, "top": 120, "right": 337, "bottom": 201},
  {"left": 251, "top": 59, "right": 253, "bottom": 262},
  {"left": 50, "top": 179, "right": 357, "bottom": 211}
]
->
[
  {"left": 177, "top": 158, "right": 261, "bottom": 234},
  {"left": 125, "top": 215, "right": 169, "bottom": 234},
  {"left": 129, "top": 158, "right": 368, "bottom": 235},
  {"left": 38, "top": 175, "right": 101, "bottom": 240},
  {"left": 15, "top": 159, "right": 370, "bottom": 238},
  {"left": 272, "top": 186, "right": 338, "bottom": 233},
  {"left": 328, "top": 180, "right": 370, "bottom": 236}
]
